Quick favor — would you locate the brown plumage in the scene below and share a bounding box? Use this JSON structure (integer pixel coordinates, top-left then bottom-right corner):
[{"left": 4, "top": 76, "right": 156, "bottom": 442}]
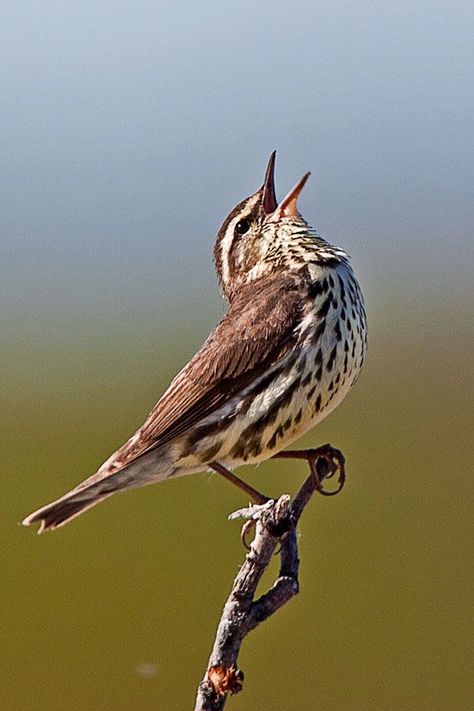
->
[{"left": 22, "top": 152, "right": 367, "bottom": 532}]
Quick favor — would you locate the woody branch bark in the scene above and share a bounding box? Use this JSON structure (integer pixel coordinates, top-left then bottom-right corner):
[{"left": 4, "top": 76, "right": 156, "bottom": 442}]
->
[{"left": 194, "top": 448, "right": 344, "bottom": 711}]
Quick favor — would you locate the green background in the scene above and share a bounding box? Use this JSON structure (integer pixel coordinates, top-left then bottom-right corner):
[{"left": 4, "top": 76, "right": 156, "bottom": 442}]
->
[{"left": 3, "top": 2, "right": 473, "bottom": 709}]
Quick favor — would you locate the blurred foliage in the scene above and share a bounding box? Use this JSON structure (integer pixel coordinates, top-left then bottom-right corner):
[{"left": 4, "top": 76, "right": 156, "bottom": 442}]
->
[{"left": 3, "top": 288, "right": 472, "bottom": 711}]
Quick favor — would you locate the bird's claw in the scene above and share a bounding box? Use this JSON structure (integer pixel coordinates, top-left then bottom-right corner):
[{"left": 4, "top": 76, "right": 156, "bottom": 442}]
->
[
  {"left": 307, "top": 444, "right": 346, "bottom": 496},
  {"left": 240, "top": 520, "right": 255, "bottom": 550},
  {"left": 229, "top": 500, "right": 276, "bottom": 550}
]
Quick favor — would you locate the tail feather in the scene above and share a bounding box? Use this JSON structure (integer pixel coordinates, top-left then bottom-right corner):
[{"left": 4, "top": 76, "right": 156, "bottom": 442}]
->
[
  {"left": 21, "top": 449, "right": 175, "bottom": 532},
  {"left": 21, "top": 490, "right": 113, "bottom": 533}
]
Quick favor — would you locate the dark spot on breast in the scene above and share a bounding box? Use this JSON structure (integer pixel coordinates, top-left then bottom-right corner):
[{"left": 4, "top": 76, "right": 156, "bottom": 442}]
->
[
  {"left": 312, "top": 319, "right": 326, "bottom": 343},
  {"left": 187, "top": 413, "right": 233, "bottom": 448},
  {"left": 230, "top": 430, "right": 263, "bottom": 460},
  {"left": 242, "top": 375, "right": 302, "bottom": 444},
  {"left": 326, "top": 344, "right": 338, "bottom": 371},
  {"left": 328, "top": 274, "right": 335, "bottom": 288},
  {"left": 315, "top": 394, "right": 322, "bottom": 412},
  {"left": 307, "top": 384, "right": 317, "bottom": 400},
  {"left": 308, "top": 280, "right": 326, "bottom": 298},
  {"left": 323, "top": 257, "right": 340, "bottom": 268},
  {"left": 280, "top": 356, "right": 298, "bottom": 377},
  {"left": 248, "top": 433, "right": 263, "bottom": 458},
  {"left": 301, "top": 372, "right": 312, "bottom": 387},
  {"left": 267, "top": 424, "right": 285, "bottom": 450},
  {"left": 349, "top": 275, "right": 359, "bottom": 292},
  {"left": 294, "top": 409, "right": 302, "bottom": 425},
  {"left": 201, "top": 442, "right": 222, "bottom": 461},
  {"left": 334, "top": 320, "right": 342, "bottom": 342},
  {"left": 343, "top": 352, "right": 348, "bottom": 374},
  {"left": 229, "top": 438, "right": 246, "bottom": 460},
  {"left": 318, "top": 293, "right": 333, "bottom": 319},
  {"left": 238, "top": 364, "right": 287, "bottom": 413},
  {"left": 338, "top": 275, "right": 347, "bottom": 306}
]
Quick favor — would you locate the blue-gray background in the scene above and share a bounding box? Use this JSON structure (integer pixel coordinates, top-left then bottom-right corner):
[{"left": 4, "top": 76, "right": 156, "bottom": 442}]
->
[{"left": 3, "top": 2, "right": 473, "bottom": 709}]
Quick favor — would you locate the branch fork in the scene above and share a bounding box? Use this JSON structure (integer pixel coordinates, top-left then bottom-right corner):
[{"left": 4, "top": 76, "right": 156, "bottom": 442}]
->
[{"left": 195, "top": 445, "right": 345, "bottom": 710}]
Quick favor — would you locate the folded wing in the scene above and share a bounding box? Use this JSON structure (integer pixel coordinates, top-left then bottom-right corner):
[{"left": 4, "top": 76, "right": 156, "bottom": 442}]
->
[{"left": 110, "top": 274, "right": 306, "bottom": 470}]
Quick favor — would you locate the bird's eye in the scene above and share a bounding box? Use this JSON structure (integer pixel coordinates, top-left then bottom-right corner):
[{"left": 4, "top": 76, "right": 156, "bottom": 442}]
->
[{"left": 234, "top": 219, "right": 250, "bottom": 235}]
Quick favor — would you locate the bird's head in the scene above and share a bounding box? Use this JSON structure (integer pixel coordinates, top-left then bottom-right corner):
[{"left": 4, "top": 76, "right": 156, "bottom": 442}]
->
[{"left": 214, "top": 152, "right": 327, "bottom": 302}]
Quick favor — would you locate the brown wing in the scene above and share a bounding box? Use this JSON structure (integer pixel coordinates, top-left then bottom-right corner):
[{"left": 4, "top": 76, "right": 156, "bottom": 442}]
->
[{"left": 112, "top": 274, "right": 306, "bottom": 469}]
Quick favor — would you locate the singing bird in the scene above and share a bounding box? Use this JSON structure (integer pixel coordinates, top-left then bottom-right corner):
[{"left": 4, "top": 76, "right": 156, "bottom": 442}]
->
[{"left": 22, "top": 153, "right": 367, "bottom": 533}]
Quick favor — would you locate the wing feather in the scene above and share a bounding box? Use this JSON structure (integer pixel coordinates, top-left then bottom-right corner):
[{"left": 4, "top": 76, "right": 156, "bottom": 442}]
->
[{"left": 112, "top": 275, "right": 306, "bottom": 469}]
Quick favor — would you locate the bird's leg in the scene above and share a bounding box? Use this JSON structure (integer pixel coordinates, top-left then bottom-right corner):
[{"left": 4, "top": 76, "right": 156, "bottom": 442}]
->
[
  {"left": 210, "top": 461, "right": 272, "bottom": 550},
  {"left": 209, "top": 461, "right": 270, "bottom": 505},
  {"left": 272, "top": 443, "right": 346, "bottom": 496}
]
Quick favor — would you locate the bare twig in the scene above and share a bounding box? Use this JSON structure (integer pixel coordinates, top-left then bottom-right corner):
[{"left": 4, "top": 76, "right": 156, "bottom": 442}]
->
[{"left": 194, "top": 449, "right": 344, "bottom": 710}]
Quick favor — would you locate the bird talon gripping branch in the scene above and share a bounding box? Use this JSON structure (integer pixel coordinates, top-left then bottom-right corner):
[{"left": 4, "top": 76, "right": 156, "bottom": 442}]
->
[
  {"left": 240, "top": 520, "right": 256, "bottom": 550},
  {"left": 306, "top": 446, "right": 346, "bottom": 496}
]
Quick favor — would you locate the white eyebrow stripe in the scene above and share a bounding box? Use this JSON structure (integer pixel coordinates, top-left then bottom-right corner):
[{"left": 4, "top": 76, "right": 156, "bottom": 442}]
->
[
  {"left": 219, "top": 193, "right": 260, "bottom": 290},
  {"left": 219, "top": 218, "right": 237, "bottom": 288}
]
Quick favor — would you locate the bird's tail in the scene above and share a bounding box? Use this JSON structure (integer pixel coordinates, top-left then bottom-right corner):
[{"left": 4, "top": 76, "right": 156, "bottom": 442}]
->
[
  {"left": 22, "top": 448, "right": 180, "bottom": 533},
  {"left": 21, "top": 486, "right": 113, "bottom": 533}
]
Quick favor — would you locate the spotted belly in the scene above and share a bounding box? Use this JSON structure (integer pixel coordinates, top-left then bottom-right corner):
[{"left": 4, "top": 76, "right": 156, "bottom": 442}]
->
[
  {"left": 175, "top": 265, "right": 367, "bottom": 470},
  {"left": 175, "top": 334, "right": 364, "bottom": 469}
]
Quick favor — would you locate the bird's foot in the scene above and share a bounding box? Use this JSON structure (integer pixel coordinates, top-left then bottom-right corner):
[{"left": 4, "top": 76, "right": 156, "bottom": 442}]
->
[
  {"left": 272, "top": 443, "right": 346, "bottom": 496},
  {"left": 229, "top": 496, "right": 294, "bottom": 550},
  {"left": 229, "top": 499, "right": 279, "bottom": 550}
]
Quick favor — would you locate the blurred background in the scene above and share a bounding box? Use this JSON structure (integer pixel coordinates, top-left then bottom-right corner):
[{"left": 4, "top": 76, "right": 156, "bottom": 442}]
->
[{"left": 3, "top": 1, "right": 473, "bottom": 709}]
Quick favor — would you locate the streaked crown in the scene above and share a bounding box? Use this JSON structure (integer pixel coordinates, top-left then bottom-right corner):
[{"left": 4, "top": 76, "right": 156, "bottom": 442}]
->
[{"left": 213, "top": 152, "right": 348, "bottom": 302}]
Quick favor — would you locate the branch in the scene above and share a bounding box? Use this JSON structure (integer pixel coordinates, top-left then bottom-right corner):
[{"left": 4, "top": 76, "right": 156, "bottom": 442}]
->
[{"left": 194, "top": 452, "right": 343, "bottom": 710}]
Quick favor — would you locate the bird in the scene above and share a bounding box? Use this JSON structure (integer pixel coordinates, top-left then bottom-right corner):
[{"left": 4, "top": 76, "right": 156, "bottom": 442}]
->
[{"left": 22, "top": 152, "right": 367, "bottom": 533}]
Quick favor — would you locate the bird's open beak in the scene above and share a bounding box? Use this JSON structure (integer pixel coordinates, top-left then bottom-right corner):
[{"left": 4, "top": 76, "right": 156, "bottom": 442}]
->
[
  {"left": 273, "top": 172, "right": 311, "bottom": 219},
  {"left": 262, "top": 152, "right": 310, "bottom": 219},
  {"left": 262, "top": 151, "right": 278, "bottom": 215}
]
